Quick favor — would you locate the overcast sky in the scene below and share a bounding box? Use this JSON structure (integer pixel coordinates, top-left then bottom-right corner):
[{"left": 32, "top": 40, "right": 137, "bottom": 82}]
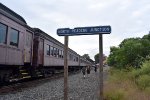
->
[{"left": 1, "top": 0, "right": 150, "bottom": 60}]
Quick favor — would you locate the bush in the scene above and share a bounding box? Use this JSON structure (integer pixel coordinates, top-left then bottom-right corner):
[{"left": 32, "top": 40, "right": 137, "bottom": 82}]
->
[
  {"left": 131, "top": 61, "right": 150, "bottom": 79},
  {"left": 131, "top": 60, "right": 150, "bottom": 89},
  {"left": 109, "top": 68, "right": 129, "bottom": 83},
  {"left": 130, "top": 69, "right": 141, "bottom": 80},
  {"left": 136, "top": 75, "right": 150, "bottom": 90}
]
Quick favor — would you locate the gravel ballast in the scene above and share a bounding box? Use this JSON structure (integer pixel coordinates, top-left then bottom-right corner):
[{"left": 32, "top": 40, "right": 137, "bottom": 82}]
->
[{"left": 0, "top": 68, "right": 107, "bottom": 100}]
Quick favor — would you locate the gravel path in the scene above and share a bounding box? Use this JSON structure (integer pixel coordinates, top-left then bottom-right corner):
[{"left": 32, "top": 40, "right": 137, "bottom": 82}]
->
[{"left": 0, "top": 68, "right": 108, "bottom": 100}]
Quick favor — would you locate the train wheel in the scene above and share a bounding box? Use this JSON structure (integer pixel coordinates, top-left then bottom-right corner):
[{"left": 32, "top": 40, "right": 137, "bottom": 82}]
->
[
  {"left": 0, "top": 77, "right": 3, "bottom": 86},
  {"left": 3, "top": 74, "right": 10, "bottom": 83}
]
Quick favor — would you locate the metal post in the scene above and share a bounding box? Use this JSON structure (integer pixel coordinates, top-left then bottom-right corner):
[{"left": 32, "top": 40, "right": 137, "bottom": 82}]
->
[
  {"left": 99, "top": 34, "right": 103, "bottom": 100},
  {"left": 64, "top": 36, "right": 69, "bottom": 100}
]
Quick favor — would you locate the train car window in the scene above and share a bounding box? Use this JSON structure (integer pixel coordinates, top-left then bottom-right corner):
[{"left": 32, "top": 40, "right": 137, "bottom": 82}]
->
[
  {"left": 74, "top": 56, "right": 76, "bottom": 61},
  {"left": 56, "top": 48, "right": 58, "bottom": 57},
  {"left": 57, "top": 48, "right": 59, "bottom": 57},
  {"left": 10, "top": 28, "right": 19, "bottom": 47},
  {"left": 60, "top": 50, "right": 63, "bottom": 58},
  {"left": 55, "top": 48, "right": 57, "bottom": 57},
  {"left": 69, "top": 54, "right": 71, "bottom": 60},
  {"left": 0, "top": 23, "right": 7, "bottom": 44},
  {"left": 60, "top": 50, "right": 62, "bottom": 58},
  {"left": 76, "top": 57, "right": 78, "bottom": 62},
  {"left": 70, "top": 54, "right": 73, "bottom": 60},
  {"left": 62, "top": 51, "right": 64, "bottom": 58},
  {"left": 57, "top": 49, "right": 59, "bottom": 58},
  {"left": 81, "top": 59, "right": 83, "bottom": 63},
  {"left": 59, "top": 50, "right": 61, "bottom": 58},
  {"left": 54, "top": 47, "right": 56, "bottom": 57},
  {"left": 50, "top": 46, "right": 53, "bottom": 56},
  {"left": 72, "top": 55, "right": 73, "bottom": 61},
  {"left": 46, "top": 45, "right": 50, "bottom": 55}
]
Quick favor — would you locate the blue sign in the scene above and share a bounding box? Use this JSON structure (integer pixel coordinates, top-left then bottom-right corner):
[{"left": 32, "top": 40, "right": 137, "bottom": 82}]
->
[{"left": 57, "top": 26, "right": 111, "bottom": 36}]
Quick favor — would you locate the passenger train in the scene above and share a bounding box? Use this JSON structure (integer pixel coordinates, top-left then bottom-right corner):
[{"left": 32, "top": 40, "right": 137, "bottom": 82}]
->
[{"left": 0, "top": 3, "right": 92, "bottom": 84}]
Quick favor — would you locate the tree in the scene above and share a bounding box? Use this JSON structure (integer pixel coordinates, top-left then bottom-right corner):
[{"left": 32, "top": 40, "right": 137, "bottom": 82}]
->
[
  {"left": 82, "top": 54, "right": 90, "bottom": 60},
  {"left": 142, "top": 32, "right": 150, "bottom": 41},
  {"left": 94, "top": 53, "right": 99, "bottom": 64},
  {"left": 107, "top": 46, "right": 119, "bottom": 67},
  {"left": 82, "top": 54, "right": 94, "bottom": 64},
  {"left": 107, "top": 34, "right": 150, "bottom": 69},
  {"left": 94, "top": 53, "right": 107, "bottom": 64}
]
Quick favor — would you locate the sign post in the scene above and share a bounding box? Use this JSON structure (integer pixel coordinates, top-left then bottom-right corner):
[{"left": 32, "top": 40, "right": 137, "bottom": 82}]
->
[
  {"left": 57, "top": 26, "right": 111, "bottom": 100},
  {"left": 99, "top": 34, "right": 103, "bottom": 100},
  {"left": 64, "top": 36, "right": 68, "bottom": 100}
]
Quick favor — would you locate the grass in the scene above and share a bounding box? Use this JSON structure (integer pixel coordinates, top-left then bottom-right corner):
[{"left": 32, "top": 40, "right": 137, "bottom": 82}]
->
[
  {"left": 104, "top": 87, "right": 125, "bottom": 100},
  {"left": 104, "top": 61, "right": 150, "bottom": 100},
  {"left": 131, "top": 61, "right": 150, "bottom": 90}
]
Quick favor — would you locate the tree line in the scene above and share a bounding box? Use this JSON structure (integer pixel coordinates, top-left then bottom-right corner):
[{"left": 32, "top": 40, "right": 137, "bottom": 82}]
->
[{"left": 107, "top": 33, "right": 150, "bottom": 69}]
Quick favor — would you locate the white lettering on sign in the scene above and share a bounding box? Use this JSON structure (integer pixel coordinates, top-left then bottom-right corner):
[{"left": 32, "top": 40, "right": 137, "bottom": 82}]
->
[
  {"left": 106, "top": 27, "right": 110, "bottom": 31},
  {"left": 90, "top": 28, "right": 102, "bottom": 32},
  {"left": 58, "top": 30, "right": 69, "bottom": 34},
  {"left": 90, "top": 27, "right": 110, "bottom": 32},
  {"left": 72, "top": 28, "right": 88, "bottom": 33}
]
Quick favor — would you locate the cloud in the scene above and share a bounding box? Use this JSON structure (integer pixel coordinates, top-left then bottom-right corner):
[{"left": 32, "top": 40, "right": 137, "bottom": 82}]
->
[{"left": 132, "top": 11, "right": 142, "bottom": 18}]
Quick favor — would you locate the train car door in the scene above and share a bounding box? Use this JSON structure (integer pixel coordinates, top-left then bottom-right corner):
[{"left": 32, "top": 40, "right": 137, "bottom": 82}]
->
[
  {"left": 38, "top": 38, "right": 44, "bottom": 65},
  {"left": 25, "top": 31, "right": 33, "bottom": 64}
]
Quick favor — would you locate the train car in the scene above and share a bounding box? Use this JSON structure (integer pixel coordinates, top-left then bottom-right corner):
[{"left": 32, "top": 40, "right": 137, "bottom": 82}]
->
[
  {"left": 0, "top": 3, "right": 92, "bottom": 84},
  {"left": 32, "top": 28, "right": 80, "bottom": 76},
  {"left": 80, "top": 56, "right": 93, "bottom": 68},
  {"left": 0, "top": 3, "right": 34, "bottom": 83}
]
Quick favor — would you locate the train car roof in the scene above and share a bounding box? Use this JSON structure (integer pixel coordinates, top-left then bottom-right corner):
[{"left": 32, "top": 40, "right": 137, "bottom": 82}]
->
[
  {"left": 0, "top": 3, "right": 27, "bottom": 25},
  {"left": 33, "top": 28, "right": 79, "bottom": 55},
  {"left": 33, "top": 28, "right": 63, "bottom": 46}
]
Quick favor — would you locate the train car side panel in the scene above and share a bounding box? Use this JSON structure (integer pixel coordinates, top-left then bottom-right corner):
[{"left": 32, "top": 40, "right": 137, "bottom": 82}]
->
[
  {"left": 0, "top": 44, "right": 7, "bottom": 64},
  {"left": 68, "top": 51, "right": 79, "bottom": 66},
  {"left": 0, "top": 14, "right": 25, "bottom": 65}
]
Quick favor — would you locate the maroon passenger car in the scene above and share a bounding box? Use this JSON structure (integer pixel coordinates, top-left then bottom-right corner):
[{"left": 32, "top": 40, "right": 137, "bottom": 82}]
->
[{"left": 0, "top": 3, "right": 93, "bottom": 84}]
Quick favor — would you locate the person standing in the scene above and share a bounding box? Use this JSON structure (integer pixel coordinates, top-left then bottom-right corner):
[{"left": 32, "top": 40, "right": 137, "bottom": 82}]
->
[
  {"left": 82, "top": 66, "right": 86, "bottom": 78},
  {"left": 94, "top": 66, "right": 97, "bottom": 72},
  {"left": 87, "top": 66, "right": 91, "bottom": 75}
]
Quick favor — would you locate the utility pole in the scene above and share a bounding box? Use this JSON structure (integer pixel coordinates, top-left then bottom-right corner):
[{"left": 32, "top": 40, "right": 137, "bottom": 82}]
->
[
  {"left": 64, "top": 36, "right": 69, "bottom": 100},
  {"left": 99, "top": 34, "right": 103, "bottom": 100}
]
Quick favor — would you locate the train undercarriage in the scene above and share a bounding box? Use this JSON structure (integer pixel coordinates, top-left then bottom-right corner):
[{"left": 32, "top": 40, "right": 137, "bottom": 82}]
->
[
  {"left": 0, "top": 64, "right": 82, "bottom": 86},
  {"left": 0, "top": 65, "right": 32, "bottom": 86}
]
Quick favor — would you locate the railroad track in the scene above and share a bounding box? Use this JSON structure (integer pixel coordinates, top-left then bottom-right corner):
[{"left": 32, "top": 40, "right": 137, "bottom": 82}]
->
[{"left": 0, "top": 70, "right": 80, "bottom": 94}]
